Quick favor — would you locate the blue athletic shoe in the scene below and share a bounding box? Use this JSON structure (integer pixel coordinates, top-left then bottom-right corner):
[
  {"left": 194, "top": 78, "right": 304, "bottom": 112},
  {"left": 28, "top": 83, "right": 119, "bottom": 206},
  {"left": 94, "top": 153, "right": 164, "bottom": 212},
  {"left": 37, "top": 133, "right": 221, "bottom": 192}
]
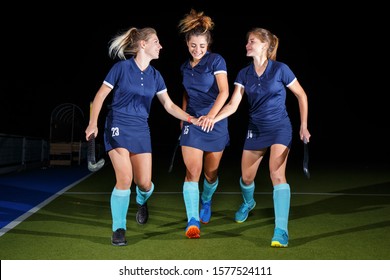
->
[
  {"left": 271, "top": 228, "right": 289, "bottom": 247},
  {"left": 234, "top": 201, "right": 256, "bottom": 223},
  {"left": 185, "top": 217, "right": 200, "bottom": 239},
  {"left": 200, "top": 199, "right": 212, "bottom": 224}
]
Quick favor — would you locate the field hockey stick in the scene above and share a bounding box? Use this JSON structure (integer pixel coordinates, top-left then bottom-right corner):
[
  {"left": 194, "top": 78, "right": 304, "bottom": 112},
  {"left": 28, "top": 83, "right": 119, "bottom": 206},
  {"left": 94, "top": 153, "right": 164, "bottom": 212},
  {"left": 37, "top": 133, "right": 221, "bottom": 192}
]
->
[
  {"left": 303, "top": 137, "right": 310, "bottom": 179},
  {"left": 87, "top": 101, "right": 105, "bottom": 172},
  {"left": 87, "top": 133, "right": 105, "bottom": 172},
  {"left": 168, "top": 135, "right": 181, "bottom": 173}
]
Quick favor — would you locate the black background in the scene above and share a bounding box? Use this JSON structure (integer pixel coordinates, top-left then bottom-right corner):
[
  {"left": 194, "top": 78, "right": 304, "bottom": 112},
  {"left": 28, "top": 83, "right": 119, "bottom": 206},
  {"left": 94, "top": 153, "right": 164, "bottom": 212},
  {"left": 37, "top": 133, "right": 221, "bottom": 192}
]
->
[{"left": 1, "top": 1, "right": 388, "bottom": 164}]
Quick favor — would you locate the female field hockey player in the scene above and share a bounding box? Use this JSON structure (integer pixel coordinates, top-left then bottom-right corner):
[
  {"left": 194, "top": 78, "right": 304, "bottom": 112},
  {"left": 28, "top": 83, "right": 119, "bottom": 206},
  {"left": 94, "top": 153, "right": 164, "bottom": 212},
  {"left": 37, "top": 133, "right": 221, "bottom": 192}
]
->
[
  {"left": 177, "top": 9, "right": 230, "bottom": 238},
  {"left": 200, "top": 27, "right": 311, "bottom": 247},
  {"left": 85, "top": 27, "right": 199, "bottom": 246}
]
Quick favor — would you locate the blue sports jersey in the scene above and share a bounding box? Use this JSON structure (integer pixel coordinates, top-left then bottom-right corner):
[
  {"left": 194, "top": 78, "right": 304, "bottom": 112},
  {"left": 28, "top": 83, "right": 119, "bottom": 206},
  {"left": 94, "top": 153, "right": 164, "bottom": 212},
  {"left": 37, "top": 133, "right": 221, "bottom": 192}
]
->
[
  {"left": 103, "top": 57, "right": 167, "bottom": 153},
  {"left": 104, "top": 57, "right": 167, "bottom": 118},
  {"left": 235, "top": 60, "right": 296, "bottom": 149},
  {"left": 179, "top": 52, "right": 230, "bottom": 152}
]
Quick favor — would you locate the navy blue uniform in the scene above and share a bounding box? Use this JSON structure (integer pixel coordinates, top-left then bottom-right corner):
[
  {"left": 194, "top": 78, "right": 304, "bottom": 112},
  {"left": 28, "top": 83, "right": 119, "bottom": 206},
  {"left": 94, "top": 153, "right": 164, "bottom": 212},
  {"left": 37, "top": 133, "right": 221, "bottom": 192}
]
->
[
  {"left": 180, "top": 52, "right": 230, "bottom": 152},
  {"left": 234, "top": 59, "right": 296, "bottom": 150},
  {"left": 103, "top": 57, "right": 167, "bottom": 153}
]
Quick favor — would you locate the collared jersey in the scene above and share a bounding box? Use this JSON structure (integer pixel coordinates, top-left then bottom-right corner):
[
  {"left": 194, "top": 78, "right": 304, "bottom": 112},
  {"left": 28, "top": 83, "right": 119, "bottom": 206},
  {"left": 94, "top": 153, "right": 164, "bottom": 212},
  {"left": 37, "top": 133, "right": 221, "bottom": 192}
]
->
[
  {"left": 234, "top": 59, "right": 296, "bottom": 128},
  {"left": 235, "top": 59, "right": 297, "bottom": 150},
  {"left": 102, "top": 57, "right": 167, "bottom": 154},
  {"left": 180, "top": 52, "right": 227, "bottom": 116},
  {"left": 179, "top": 51, "right": 230, "bottom": 152},
  {"left": 104, "top": 57, "right": 167, "bottom": 119}
]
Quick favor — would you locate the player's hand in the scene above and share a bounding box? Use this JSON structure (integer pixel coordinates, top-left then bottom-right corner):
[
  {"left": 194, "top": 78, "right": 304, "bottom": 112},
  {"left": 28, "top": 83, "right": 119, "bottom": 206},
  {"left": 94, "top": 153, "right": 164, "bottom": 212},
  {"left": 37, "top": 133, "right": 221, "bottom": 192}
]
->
[{"left": 198, "top": 116, "right": 214, "bottom": 133}]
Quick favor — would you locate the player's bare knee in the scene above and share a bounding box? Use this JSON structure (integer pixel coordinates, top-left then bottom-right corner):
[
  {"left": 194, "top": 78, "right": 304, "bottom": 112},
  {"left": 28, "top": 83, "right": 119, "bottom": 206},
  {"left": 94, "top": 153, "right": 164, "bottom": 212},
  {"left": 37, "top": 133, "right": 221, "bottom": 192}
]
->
[
  {"left": 136, "top": 181, "right": 152, "bottom": 192},
  {"left": 241, "top": 177, "right": 254, "bottom": 186},
  {"left": 204, "top": 173, "right": 218, "bottom": 184},
  {"left": 186, "top": 167, "right": 202, "bottom": 181}
]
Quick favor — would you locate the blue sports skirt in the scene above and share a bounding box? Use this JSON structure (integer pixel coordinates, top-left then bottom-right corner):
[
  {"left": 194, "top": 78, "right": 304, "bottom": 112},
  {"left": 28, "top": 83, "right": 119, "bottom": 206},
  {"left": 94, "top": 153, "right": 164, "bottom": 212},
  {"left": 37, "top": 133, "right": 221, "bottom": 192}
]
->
[
  {"left": 104, "top": 112, "right": 151, "bottom": 154},
  {"left": 180, "top": 118, "right": 230, "bottom": 152},
  {"left": 243, "top": 117, "right": 292, "bottom": 150}
]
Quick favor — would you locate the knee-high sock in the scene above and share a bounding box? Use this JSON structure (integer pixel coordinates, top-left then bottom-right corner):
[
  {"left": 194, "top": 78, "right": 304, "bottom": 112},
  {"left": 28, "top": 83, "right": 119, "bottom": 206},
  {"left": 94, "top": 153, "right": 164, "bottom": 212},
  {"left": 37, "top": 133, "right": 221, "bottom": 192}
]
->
[
  {"left": 183, "top": 181, "right": 199, "bottom": 222},
  {"left": 201, "top": 177, "right": 218, "bottom": 203},
  {"left": 273, "top": 183, "right": 290, "bottom": 233},
  {"left": 110, "top": 187, "right": 130, "bottom": 231},
  {"left": 240, "top": 177, "right": 255, "bottom": 205},
  {"left": 136, "top": 183, "right": 154, "bottom": 205}
]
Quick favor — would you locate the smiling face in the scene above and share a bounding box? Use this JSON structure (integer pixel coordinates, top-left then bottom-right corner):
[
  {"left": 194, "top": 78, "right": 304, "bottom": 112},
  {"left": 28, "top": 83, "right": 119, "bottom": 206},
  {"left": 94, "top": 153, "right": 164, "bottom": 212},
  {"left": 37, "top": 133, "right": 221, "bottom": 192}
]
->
[
  {"left": 187, "top": 34, "right": 208, "bottom": 63},
  {"left": 246, "top": 33, "right": 268, "bottom": 58},
  {"left": 144, "top": 34, "right": 162, "bottom": 60}
]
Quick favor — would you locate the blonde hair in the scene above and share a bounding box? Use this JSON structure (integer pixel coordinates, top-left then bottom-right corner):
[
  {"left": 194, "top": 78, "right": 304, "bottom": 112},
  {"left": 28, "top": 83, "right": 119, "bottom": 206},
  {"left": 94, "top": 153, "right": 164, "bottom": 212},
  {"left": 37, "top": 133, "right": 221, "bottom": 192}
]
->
[
  {"left": 178, "top": 9, "right": 214, "bottom": 46},
  {"left": 108, "top": 27, "right": 157, "bottom": 60},
  {"left": 247, "top": 27, "right": 279, "bottom": 60}
]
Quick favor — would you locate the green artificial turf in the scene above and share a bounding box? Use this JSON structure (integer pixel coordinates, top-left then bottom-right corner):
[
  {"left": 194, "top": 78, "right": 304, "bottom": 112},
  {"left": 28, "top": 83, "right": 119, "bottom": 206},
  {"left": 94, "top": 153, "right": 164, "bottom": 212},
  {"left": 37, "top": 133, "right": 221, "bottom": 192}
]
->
[{"left": 1, "top": 159, "right": 390, "bottom": 260}]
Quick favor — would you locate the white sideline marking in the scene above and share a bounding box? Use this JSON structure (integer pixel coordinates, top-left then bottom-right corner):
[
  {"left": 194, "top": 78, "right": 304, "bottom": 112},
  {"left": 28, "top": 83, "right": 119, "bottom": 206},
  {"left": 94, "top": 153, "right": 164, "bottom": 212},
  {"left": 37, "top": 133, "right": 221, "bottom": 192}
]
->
[
  {"left": 0, "top": 173, "right": 94, "bottom": 237},
  {"left": 2, "top": 189, "right": 389, "bottom": 237},
  {"left": 64, "top": 191, "right": 390, "bottom": 196}
]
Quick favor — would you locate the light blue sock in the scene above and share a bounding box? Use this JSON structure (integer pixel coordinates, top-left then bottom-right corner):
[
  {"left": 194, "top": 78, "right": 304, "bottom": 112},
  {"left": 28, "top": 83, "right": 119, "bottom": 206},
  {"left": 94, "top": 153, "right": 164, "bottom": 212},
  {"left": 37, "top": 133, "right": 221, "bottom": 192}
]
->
[
  {"left": 240, "top": 177, "right": 255, "bottom": 206},
  {"left": 201, "top": 177, "right": 218, "bottom": 203},
  {"left": 136, "top": 183, "right": 154, "bottom": 205},
  {"left": 110, "top": 187, "right": 131, "bottom": 231},
  {"left": 273, "top": 183, "right": 291, "bottom": 233},
  {"left": 183, "top": 181, "right": 199, "bottom": 222}
]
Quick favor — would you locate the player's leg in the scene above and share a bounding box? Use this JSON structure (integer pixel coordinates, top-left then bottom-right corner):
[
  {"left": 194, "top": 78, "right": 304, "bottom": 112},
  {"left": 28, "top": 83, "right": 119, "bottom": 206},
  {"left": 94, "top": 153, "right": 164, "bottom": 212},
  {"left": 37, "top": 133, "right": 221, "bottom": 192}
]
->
[
  {"left": 132, "top": 153, "right": 153, "bottom": 225},
  {"left": 200, "top": 150, "right": 224, "bottom": 224},
  {"left": 235, "top": 149, "right": 265, "bottom": 223},
  {"left": 182, "top": 146, "right": 203, "bottom": 238},
  {"left": 108, "top": 148, "right": 133, "bottom": 246},
  {"left": 269, "top": 144, "right": 290, "bottom": 247}
]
